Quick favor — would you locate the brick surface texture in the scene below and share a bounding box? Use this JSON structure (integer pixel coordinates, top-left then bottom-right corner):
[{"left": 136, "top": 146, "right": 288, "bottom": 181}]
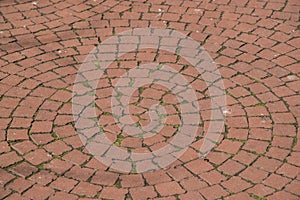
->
[{"left": 0, "top": 0, "right": 299, "bottom": 199}]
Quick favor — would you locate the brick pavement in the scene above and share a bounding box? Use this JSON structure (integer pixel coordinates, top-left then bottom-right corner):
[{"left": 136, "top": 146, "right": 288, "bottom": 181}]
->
[{"left": 0, "top": 0, "right": 299, "bottom": 199}]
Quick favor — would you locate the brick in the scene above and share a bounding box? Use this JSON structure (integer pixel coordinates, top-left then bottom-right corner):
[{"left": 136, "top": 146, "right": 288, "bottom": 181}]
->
[
  {"left": 237, "top": 33, "right": 258, "bottom": 43},
  {"left": 31, "top": 133, "right": 54, "bottom": 145},
  {"left": 120, "top": 174, "right": 144, "bottom": 188},
  {"left": 215, "top": 56, "right": 236, "bottom": 66},
  {"left": 179, "top": 191, "right": 204, "bottom": 200},
  {"left": 71, "top": 182, "right": 102, "bottom": 197},
  {"left": 65, "top": 165, "right": 95, "bottom": 181},
  {"left": 199, "top": 185, "right": 229, "bottom": 199},
  {"left": 225, "top": 193, "right": 252, "bottom": 200},
  {"left": 272, "top": 136, "right": 294, "bottom": 149},
  {"left": 143, "top": 170, "right": 171, "bottom": 185},
  {"left": 54, "top": 125, "right": 77, "bottom": 138},
  {"left": 180, "top": 177, "right": 208, "bottom": 190},
  {"left": 257, "top": 49, "right": 278, "bottom": 60},
  {"left": 205, "top": 151, "right": 231, "bottom": 165},
  {"left": 2, "top": 52, "right": 25, "bottom": 62},
  {"left": 0, "top": 187, "right": 11, "bottom": 199},
  {"left": 253, "top": 157, "right": 282, "bottom": 172},
  {"left": 7, "top": 129, "right": 29, "bottom": 141},
  {"left": 24, "top": 149, "right": 51, "bottom": 165},
  {"left": 263, "top": 173, "right": 290, "bottom": 190},
  {"left": 285, "top": 180, "right": 300, "bottom": 196},
  {"left": 200, "top": 170, "right": 227, "bottom": 185},
  {"left": 266, "top": 147, "right": 289, "bottom": 160},
  {"left": 24, "top": 184, "right": 54, "bottom": 200},
  {"left": 48, "top": 192, "right": 78, "bottom": 200},
  {"left": 50, "top": 177, "right": 78, "bottom": 192},
  {"left": 130, "top": 186, "right": 157, "bottom": 200},
  {"left": 234, "top": 23, "right": 255, "bottom": 32},
  {"left": 12, "top": 140, "right": 37, "bottom": 155},
  {"left": 247, "top": 184, "right": 275, "bottom": 197},
  {"left": 13, "top": 106, "right": 36, "bottom": 117},
  {"left": 272, "top": 42, "right": 295, "bottom": 54},
  {"left": 272, "top": 55, "right": 296, "bottom": 67},
  {"left": 0, "top": 168, "right": 15, "bottom": 185},
  {"left": 29, "top": 170, "right": 57, "bottom": 186},
  {"left": 233, "top": 150, "right": 257, "bottom": 165},
  {"left": 0, "top": 141, "right": 10, "bottom": 154},
  {"left": 63, "top": 150, "right": 90, "bottom": 165},
  {"left": 50, "top": 89, "right": 72, "bottom": 102},
  {"left": 215, "top": 139, "right": 243, "bottom": 154},
  {"left": 242, "top": 139, "right": 269, "bottom": 154},
  {"left": 287, "top": 152, "right": 300, "bottom": 167},
  {"left": 10, "top": 162, "right": 37, "bottom": 177},
  {"left": 99, "top": 187, "right": 128, "bottom": 199},
  {"left": 272, "top": 112, "right": 295, "bottom": 124},
  {"left": 5, "top": 193, "right": 29, "bottom": 200},
  {"left": 166, "top": 166, "right": 193, "bottom": 181},
  {"left": 45, "top": 159, "right": 73, "bottom": 174},
  {"left": 155, "top": 181, "right": 185, "bottom": 196},
  {"left": 276, "top": 163, "right": 300, "bottom": 179},
  {"left": 91, "top": 170, "right": 119, "bottom": 186},
  {"left": 184, "top": 159, "right": 214, "bottom": 175},
  {"left": 44, "top": 140, "right": 71, "bottom": 155},
  {"left": 8, "top": 178, "right": 33, "bottom": 193},
  {"left": 63, "top": 135, "right": 83, "bottom": 149},
  {"left": 0, "top": 151, "right": 22, "bottom": 167},
  {"left": 227, "top": 116, "right": 248, "bottom": 128},
  {"left": 268, "top": 191, "right": 299, "bottom": 199},
  {"left": 227, "top": 128, "right": 248, "bottom": 140},
  {"left": 218, "top": 159, "right": 245, "bottom": 176}
]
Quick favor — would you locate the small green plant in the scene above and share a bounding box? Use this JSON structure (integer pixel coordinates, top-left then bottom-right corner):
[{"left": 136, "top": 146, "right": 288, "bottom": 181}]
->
[
  {"left": 254, "top": 102, "right": 266, "bottom": 107},
  {"left": 114, "top": 179, "right": 122, "bottom": 188},
  {"left": 250, "top": 194, "right": 267, "bottom": 200},
  {"left": 114, "top": 135, "right": 124, "bottom": 147}
]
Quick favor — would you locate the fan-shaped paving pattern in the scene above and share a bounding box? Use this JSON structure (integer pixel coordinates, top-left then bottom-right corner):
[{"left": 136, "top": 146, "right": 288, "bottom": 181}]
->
[{"left": 0, "top": 0, "right": 299, "bottom": 199}]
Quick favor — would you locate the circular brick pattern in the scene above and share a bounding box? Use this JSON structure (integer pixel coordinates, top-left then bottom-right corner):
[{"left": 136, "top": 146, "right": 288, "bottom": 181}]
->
[
  {"left": 0, "top": 0, "right": 299, "bottom": 199},
  {"left": 73, "top": 27, "right": 226, "bottom": 173}
]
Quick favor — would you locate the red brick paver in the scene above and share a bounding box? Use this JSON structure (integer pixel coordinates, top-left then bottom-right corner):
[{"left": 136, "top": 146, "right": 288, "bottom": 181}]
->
[{"left": 0, "top": 0, "right": 299, "bottom": 199}]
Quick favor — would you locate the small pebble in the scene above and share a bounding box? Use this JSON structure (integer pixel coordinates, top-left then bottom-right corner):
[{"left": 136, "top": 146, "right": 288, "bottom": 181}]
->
[
  {"left": 287, "top": 75, "right": 296, "bottom": 80},
  {"left": 222, "top": 108, "right": 232, "bottom": 115}
]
